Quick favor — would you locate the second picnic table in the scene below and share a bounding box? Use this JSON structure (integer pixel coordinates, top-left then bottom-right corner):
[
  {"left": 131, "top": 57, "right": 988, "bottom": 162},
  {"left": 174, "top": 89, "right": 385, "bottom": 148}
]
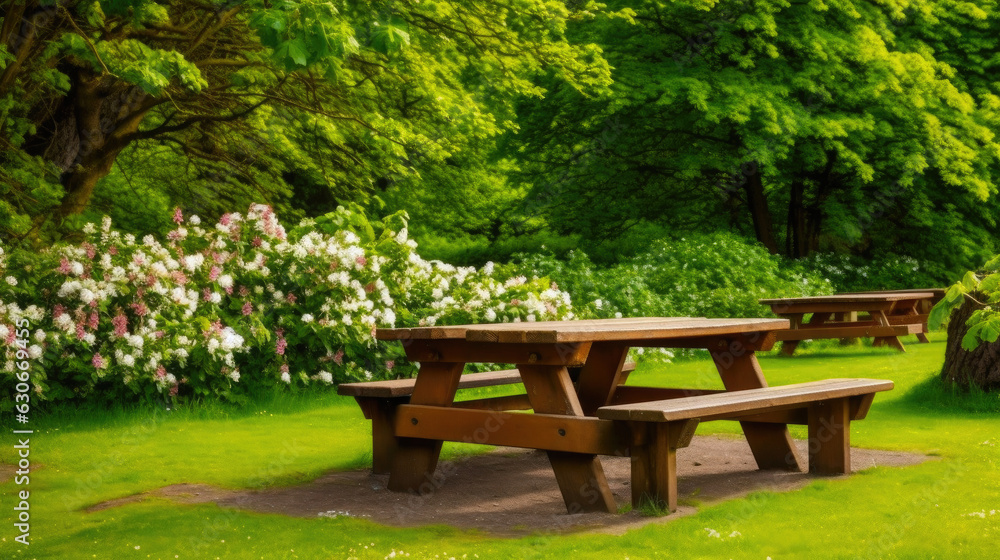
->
[
  {"left": 364, "top": 317, "right": 891, "bottom": 513},
  {"left": 759, "top": 292, "right": 938, "bottom": 355}
]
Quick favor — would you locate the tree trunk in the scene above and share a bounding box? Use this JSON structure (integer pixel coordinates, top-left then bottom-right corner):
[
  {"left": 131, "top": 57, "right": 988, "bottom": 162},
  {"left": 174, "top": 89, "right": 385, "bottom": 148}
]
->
[
  {"left": 23, "top": 68, "right": 150, "bottom": 218},
  {"left": 941, "top": 292, "right": 1000, "bottom": 391},
  {"left": 743, "top": 166, "right": 779, "bottom": 254},
  {"left": 786, "top": 180, "right": 807, "bottom": 258}
]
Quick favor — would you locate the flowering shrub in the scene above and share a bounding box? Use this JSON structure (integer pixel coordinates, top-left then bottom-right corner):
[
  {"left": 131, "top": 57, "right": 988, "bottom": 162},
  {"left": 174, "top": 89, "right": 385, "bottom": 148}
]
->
[{"left": 0, "top": 204, "right": 572, "bottom": 405}]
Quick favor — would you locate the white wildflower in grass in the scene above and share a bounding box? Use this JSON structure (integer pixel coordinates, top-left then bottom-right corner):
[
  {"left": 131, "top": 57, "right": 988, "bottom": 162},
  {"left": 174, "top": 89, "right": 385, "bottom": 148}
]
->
[
  {"left": 0, "top": 324, "right": 8, "bottom": 340},
  {"left": 229, "top": 369, "right": 241, "bottom": 382},
  {"left": 280, "top": 371, "right": 291, "bottom": 384},
  {"left": 83, "top": 333, "right": 96, "bottom": 345},
  {"left": 218, "top": 274, "right": 234, "bottom": 289},
  {"left": 120, "top": 354, "right": 135, "bottom": 367},
  {"left": 318, "top": 371, "right": 333, "bottom": 384},
  {"left": 83, "top": 222, "right": 97, "bottom": 234},
  {"left": 34, "top": 330, "right": 46, "bottom": 343},
  {"left": 5, "top": 276, "right": 16, "bottom": 286},
  {"left": 301, "top": 313, "right": 314, "bottom": 323},
  {"left": 27, "top": 345, "right": 43, "bottom": 359},
  {"left": 189, "top": 215, "right": 201, "bottom": 225}
]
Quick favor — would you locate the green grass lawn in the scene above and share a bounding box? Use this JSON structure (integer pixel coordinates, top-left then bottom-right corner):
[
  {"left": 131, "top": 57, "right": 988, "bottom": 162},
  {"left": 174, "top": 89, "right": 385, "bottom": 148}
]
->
[{"left": 3, "top": 333, "right": 1000, "bottom": 559}]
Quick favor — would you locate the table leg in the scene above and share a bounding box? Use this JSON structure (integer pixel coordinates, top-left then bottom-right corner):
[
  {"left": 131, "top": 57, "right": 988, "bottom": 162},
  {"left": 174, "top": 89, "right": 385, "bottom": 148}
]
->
[
  {"left": 574, "top": 342, "right": 630, "bottom": 416},
  {"left": 365, "top": 397, "right": 407, "bottom": 474},
  {"left": 710, "top": 350, "right": 803, "bottom": 471},
  {"left": 387, "top": 362, "right": 464, "bottom": 492},
  {"left": 872, "top": 310, "right": 906, "bottom": 352},
  {"left": 518, "top": 364, "right": 618, "bottom": 513},
  {"left": 780, "top": 314, "right": 804, "bottom": 356},
  {"left": 783, "top": 312, "right": 830, "bottom": 356},
  {"left": 837, "top": 311, "right": 859, "bottom": 345},
  {"left": 898, "top": 305, "right": 931, "bottom": 343}
]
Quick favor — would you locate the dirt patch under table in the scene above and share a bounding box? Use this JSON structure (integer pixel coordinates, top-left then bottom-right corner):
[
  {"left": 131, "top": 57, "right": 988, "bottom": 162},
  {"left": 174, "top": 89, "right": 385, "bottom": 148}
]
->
[{"left": 89, "top": 435, "right": 928, "bottom": 536}]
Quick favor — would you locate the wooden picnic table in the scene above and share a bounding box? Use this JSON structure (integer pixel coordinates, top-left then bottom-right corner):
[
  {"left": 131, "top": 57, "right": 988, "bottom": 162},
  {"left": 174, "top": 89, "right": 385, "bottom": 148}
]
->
[
  {"left": 759, "top": 292, "right": 937, "bottom": 355},
  {"left": 375, "top": 317, "right": 804, "bottom": 513}
]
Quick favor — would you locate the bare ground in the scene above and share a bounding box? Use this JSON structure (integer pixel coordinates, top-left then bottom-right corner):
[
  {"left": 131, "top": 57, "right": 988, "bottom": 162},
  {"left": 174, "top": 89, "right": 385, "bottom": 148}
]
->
[{"left": 87, "top": 436, "right": 928, "bottom": 536}]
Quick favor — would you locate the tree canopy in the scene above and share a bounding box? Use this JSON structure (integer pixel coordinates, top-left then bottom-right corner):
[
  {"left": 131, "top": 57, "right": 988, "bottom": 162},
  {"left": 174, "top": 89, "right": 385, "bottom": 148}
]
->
[
  {"left": 0, "top": 0, "right": 611, "bottom": 242},
  {"left": 3, "top": 0, "right": 1000, "bottom": 279},
  {"left": 506, "top": 0, "right": 1000, "bottom": 268}
]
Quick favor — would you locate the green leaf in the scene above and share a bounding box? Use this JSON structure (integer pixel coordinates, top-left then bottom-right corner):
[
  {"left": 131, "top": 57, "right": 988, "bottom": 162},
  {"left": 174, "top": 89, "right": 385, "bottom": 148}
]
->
[
  {"left": 961, "top": 270, "right": 979, "bottom": 291},
  {"left": 928, "top": 284, "right": 966, "bottom": 329},
  {"left": 979, "top": 273, "right": 1000, "bottom": 294},
  {"left": 286, "top": 37, "right": 309, "bottom": 66},
  {"left": 371, "top": 17, "right": 410, "bottom": 55},
  {"left": 962, "top": 323, "right": 985, "bottom": 351}
]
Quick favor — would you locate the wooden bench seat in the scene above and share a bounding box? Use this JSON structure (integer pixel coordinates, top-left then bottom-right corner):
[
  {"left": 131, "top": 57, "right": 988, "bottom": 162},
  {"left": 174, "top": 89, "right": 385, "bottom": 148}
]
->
[
  {"left": 596, "top": 378, "right": 894, "bottom": 511},
  {"left": 340, "top": 363, "right": 636, "bottom": 473}
]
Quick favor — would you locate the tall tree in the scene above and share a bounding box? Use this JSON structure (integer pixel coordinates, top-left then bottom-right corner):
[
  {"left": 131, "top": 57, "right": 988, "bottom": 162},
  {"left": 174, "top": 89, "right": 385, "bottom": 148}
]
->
[
  {"left": 0, "top": 0, "right": 611, "bottom": 242},
  {"left": 508, "top": 0, "right": 1000, "bottom": 262}
]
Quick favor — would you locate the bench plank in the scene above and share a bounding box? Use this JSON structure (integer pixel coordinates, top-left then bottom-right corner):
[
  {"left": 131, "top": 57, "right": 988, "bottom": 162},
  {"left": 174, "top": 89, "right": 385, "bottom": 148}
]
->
[
  {"left": 338, "top": 362, "right": 638, "bottom": 398},
  {"left": 599, "top": 378, "right": 893, "bottom": 512},
  {"left": 338, "top": 369, "right": 524, "bottom": 398},
  {"left": 596, "top": 379, "right": 894, "bottom": 422}
]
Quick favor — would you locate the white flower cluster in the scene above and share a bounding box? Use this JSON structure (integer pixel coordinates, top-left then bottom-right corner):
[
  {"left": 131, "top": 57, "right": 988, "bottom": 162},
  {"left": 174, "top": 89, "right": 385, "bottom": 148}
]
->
[{"left": 0, "top": 204, "right": 577, "bottom": 400}]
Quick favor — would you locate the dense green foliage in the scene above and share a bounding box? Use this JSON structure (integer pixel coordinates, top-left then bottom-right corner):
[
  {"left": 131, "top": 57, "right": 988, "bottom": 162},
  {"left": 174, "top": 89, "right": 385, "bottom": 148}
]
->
[
  {"left": 508, "top": 231, "right": 944, "bottom": 321},
  {"left": 0, "top": 0, "right": 612, "bottom": 243},
  {"left": 4, "top": 0, "right": 990, "bottom": 411},
  {"left": 502, "top": 0, "right": 1000, "bottom": 264},
  {"left": 4, "top": 0, "right": 999, "bottom": 280}
]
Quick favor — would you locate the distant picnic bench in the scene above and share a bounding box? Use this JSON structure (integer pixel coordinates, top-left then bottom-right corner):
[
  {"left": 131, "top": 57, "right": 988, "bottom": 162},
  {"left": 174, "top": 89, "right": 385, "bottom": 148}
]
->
[
  {"left": 760, "top": 290, "right": 943, "bottom": 355},
  {"left": 339, "top": 317, "right": 893, "bottom": 513}
]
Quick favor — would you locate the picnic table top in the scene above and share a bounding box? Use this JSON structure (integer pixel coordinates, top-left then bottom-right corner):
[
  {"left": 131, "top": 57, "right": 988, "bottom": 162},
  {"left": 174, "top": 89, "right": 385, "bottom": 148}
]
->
[
  {"left": 759, "top": 292, "right": 937, "bottom": 306},
  {"left": 840, "top": 288, "right": 946, "bottom": 299},
  {"left": 376, "top": 317, "right": 790, "bottom": 344}
]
